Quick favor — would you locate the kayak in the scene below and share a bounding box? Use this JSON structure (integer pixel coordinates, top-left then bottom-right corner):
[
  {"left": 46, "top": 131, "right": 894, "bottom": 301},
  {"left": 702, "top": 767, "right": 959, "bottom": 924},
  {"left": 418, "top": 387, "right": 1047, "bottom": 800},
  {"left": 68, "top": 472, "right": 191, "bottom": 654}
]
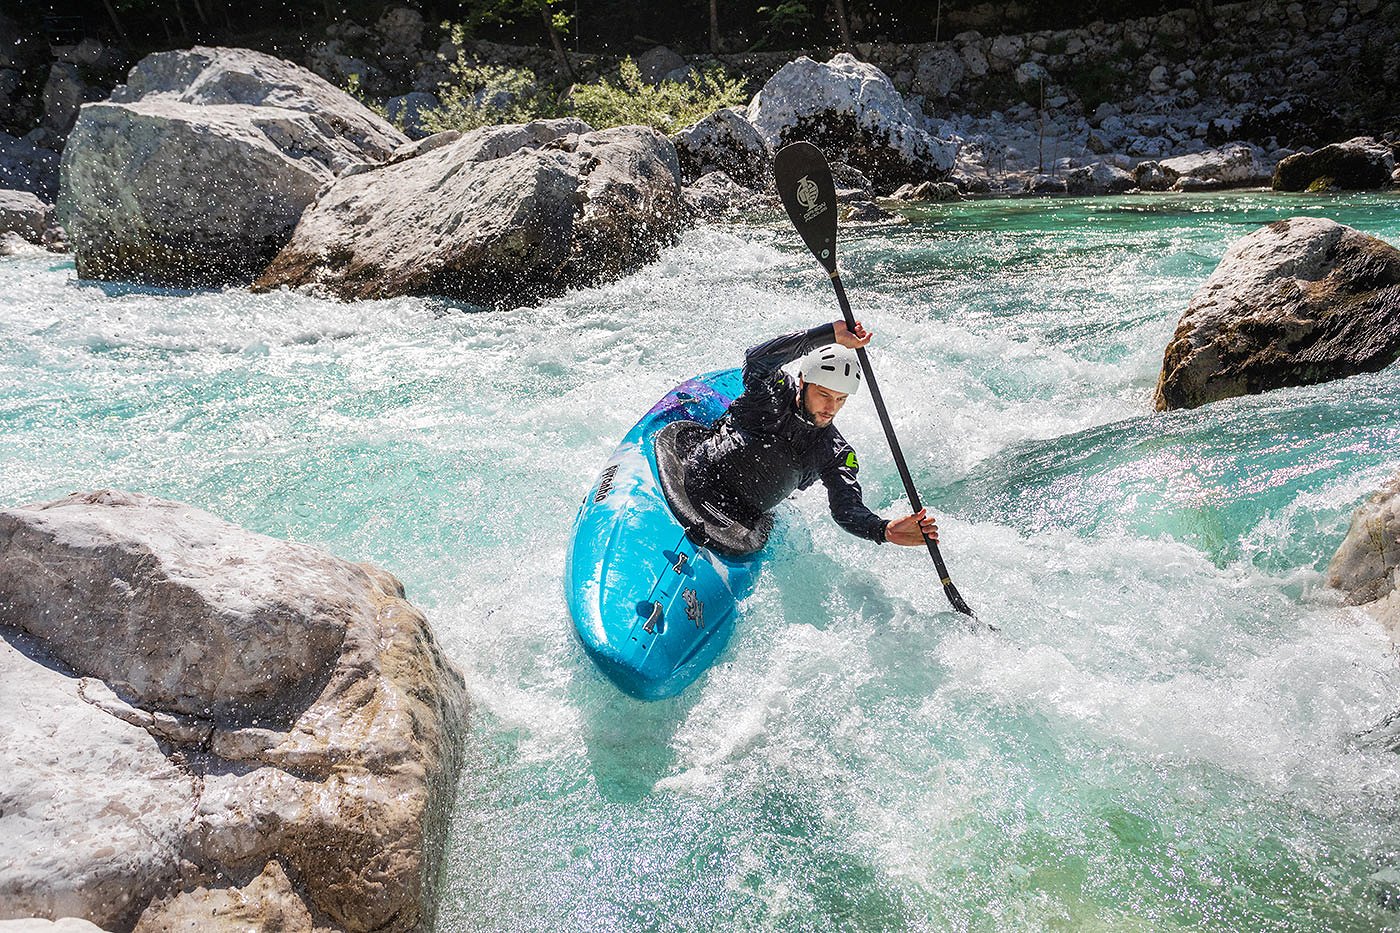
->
[{"left": 565, "top": 369, "right": 771, "bottom": 700}]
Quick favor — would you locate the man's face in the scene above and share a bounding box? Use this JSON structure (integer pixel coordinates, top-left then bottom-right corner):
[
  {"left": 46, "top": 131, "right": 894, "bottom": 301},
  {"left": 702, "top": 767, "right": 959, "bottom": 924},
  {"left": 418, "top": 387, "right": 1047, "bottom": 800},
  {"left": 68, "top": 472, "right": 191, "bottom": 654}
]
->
[{"left": 800, "top": 380, "right": 849, "bottom": 426}]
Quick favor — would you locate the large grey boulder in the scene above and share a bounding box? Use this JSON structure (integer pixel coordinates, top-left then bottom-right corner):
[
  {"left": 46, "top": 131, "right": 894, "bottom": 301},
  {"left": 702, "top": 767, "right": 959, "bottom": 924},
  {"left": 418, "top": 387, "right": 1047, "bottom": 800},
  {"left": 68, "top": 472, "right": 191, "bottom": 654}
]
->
[
  {"left": 672, "top": 106, "right": 771, "bottom": 188},
  {"left": 59, "top": 47, "right": 405, "bottom": 287},
  {"left": 1155, "top": 142, "right": 1268, "bottom": 191},
  {"left": 255, "top": 122, "right": 685, "bottom": 307},
  {"left": 682, "top": 170, "right": 766, "bottom": 216},
  {"left": 0, "top": 490, "right": 469, "bottom": 932},
  {"left": 0, "top": 189, "right": 49, "bottom": 243},
  {"left": 746, "top": 53, "right": 957, "bottom": 190},
  {"left": 1154, "top": 217, "right": 1400, "bottom": 410},
  {"left": 1274, "top": 136, "right": 1397, "bottom": 191}
]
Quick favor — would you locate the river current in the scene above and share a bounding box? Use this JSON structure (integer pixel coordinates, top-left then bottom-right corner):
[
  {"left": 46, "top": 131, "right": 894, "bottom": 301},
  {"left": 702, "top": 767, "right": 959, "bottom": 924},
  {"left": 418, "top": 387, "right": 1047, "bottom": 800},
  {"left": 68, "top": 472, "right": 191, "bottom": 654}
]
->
[{"left": 2, "top": 192, "right": 1398, "bottom": 930}]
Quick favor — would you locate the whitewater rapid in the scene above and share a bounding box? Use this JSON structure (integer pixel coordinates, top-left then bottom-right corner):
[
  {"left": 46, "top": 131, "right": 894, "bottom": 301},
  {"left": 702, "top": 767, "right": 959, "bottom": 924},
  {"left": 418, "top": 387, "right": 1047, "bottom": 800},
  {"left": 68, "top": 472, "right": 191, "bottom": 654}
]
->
[{"left": 2, "top": 191, "right": 1398, "bottom": 930}]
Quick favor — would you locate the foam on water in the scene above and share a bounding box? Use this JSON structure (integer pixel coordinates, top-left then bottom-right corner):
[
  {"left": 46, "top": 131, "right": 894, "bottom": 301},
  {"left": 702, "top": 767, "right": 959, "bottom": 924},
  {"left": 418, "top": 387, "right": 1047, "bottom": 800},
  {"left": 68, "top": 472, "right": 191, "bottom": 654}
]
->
[{"left": 2, "top": 192, "right": 1399, "bottom": 930}]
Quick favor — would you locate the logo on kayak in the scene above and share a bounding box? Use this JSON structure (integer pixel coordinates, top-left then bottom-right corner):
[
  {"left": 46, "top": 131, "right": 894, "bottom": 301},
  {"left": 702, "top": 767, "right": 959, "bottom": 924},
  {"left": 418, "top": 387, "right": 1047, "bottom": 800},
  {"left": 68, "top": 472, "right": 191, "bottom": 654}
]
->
[
  {"left": 683, "top": 588, "right": 704, "bottom": 629},
  {"left": 796, "top": 175, "right": 827, "bottom": 222},
  {"left": 593, "top": 464, "right": 619, "bottom": 503}
]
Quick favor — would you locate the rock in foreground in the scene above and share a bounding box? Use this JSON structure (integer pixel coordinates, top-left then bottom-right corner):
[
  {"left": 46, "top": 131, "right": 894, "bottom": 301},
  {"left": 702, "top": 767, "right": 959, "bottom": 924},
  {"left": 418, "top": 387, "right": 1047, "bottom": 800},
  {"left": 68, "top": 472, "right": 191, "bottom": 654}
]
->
[
  {"left": 255, "top": 122, "right": 685, "bottom": 306},
  {"left": 747, "top": 53, "right": 956, "bottom": 191},
  {"left": 59, "top": 47, "right": 405, "bottom": 287},
  {"left": 1154, "top": 217, "right": 1400, "bottom": 411},
  {"left": 0, "top": 490, "right": 469, "bottom": 932}
]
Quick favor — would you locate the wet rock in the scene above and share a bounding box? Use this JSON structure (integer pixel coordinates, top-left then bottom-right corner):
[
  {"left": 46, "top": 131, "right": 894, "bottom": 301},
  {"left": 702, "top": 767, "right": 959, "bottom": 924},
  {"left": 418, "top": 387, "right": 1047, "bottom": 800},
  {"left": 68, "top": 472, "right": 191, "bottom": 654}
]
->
[
  {"left": 134, "top": 860, "right": 313, "bottom": 932},
  {"left": 1158, "top": 142, "right": 1268, "bottom": 190},
  {"left": 746, "top": 53, "right": 956, "bottom": 189},
  {"left": 1134, "top": 160, "right": 1166, "bottom": 190},
  {"left": 58, "top": 47, "right": 405, "bottom": 287},
  {"left": 843, "top": 200, "right": 896, "bottom": 222},
  {"left": 1328, "top": 472, "right": 1400, "bottom": 609},
  {"left": 682, "top": 170, "right": 764, "bottom": 215},
  {"left": 0, "top": 132, "right": 59, "bottom": 200},
  {"left": 0, "top": 230, "right": 45, "bottom": 256},
  {"left": 390, "top": 129, "right": 462, "bottom": 162},
  {"left": 256, "top": 123, "right": 684, "bottom": 307},
  {"left": 672, "top": 106, "right": 770, "bottom": 187},
  {"left": 0, "top": 920, "right": 109, "bottom": 932},
  {"left": 0, "top": 189, "right": 50, "bottom": 243},
  {"left": 1065, "top": 161, "right": 1134, "bottom": 194},
  {"left": 0, "top": 489, "right": 469, "bottom": 932},
  {"left": 1273, "top": 136, "right": 1396, "bottom": 191},
  {"left": 41, "top": 63, "right": 88, "bottom": 136},
  {"left": 889, "top": 180, "right": 961, "bottom": 202},
  {"left": 1154, "top": 217, "right": 1400, "bottom": 410}
]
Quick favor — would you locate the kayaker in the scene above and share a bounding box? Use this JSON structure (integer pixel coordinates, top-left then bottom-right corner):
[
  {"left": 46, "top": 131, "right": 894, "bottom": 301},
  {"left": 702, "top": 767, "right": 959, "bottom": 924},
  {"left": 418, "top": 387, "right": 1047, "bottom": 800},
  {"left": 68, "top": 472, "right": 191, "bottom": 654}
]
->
[{"left": 683, "top": 321, "right": 939, "bottom": 546}]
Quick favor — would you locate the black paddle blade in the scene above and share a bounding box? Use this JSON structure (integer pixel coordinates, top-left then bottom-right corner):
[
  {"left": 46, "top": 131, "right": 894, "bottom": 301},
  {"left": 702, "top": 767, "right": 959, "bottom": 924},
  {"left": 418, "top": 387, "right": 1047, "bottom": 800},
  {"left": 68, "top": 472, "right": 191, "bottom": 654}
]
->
[{"left": 774, "top": 141, "right": 839, "bottom": 274}]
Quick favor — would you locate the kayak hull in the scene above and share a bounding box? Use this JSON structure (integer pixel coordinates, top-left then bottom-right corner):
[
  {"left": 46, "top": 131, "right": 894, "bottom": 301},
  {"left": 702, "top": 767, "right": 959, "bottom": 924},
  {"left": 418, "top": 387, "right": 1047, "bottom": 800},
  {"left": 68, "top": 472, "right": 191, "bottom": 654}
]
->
[{"left": 565, "top": 369, "right": 767, "bottom": 701}]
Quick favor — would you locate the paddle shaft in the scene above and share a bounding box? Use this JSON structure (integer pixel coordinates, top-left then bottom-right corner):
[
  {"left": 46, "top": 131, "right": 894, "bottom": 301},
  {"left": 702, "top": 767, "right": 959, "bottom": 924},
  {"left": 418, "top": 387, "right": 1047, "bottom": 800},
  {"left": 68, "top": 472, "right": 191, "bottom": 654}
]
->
[{"left": 828, "top": 273, "right": 974, "bottom": 617}]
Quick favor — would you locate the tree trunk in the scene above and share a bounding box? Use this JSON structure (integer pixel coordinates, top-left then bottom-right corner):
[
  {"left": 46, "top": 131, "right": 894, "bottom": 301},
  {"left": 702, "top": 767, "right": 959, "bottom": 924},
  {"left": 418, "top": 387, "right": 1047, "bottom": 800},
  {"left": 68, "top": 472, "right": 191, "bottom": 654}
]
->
[
  {"left": 171, "top": 0, "right": 191, "bottom": 39},
  {"left": 541, "top": 5, "right": 577, "bottom": 82},
  {"left": 831, "top": 0, "right": 853, "bottom": 52},
  {"left": 709, "top": 0, "right": 719, "bottom": 55},
  {"left": 189, "top": 0, "right": 210, "bottom": 26},
  {"left": 100, "top": 0, "right": 130, "bottom": 43}
]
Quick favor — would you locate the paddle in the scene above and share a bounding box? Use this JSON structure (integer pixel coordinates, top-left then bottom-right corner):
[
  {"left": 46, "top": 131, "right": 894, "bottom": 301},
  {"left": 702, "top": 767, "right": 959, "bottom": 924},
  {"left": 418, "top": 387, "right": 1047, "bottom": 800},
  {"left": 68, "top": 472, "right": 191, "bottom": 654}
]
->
[{"left": 773, "top": 141, "right": 979, "bottom": 621}]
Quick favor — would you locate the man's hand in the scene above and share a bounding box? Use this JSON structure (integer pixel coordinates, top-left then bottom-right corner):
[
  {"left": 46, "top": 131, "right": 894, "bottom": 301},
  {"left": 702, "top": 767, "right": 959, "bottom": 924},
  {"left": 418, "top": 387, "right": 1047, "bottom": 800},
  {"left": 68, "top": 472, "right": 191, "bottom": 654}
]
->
[
  {"left": 885, "top": 508, "right": 938, "bottom": 546},
  {"left": 833, "top": 320, "right": 872, "bottom": 349}
]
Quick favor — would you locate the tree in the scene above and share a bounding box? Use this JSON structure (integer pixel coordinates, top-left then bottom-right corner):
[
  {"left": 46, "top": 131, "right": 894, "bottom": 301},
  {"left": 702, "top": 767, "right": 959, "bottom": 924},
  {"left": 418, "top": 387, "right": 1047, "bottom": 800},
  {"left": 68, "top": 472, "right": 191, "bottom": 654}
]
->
[{"left": 830, "top": 0, "right": 853, "bottom": 50}]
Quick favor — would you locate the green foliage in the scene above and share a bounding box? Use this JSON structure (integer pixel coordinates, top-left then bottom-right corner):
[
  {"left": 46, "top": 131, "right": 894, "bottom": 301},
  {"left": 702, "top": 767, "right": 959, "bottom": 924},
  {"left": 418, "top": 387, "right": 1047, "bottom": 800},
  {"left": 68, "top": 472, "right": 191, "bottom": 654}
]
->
[
  {"left": 568, "top": 57, "right": 749, "bottom": 133},
  {"left": 463, "top": 0, "right": 574, "bottom": 37},
  {"left": 750, "top": 1, "right": 818, "bottom": 50},
  {"left": 419, "top": 22, "right": 562, "bottom": 133}
]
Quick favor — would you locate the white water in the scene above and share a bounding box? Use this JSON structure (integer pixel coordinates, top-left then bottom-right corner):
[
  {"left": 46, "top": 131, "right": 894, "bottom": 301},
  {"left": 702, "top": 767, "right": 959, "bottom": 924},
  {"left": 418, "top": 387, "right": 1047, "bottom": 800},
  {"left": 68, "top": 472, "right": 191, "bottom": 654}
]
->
[{"left": 2, "top": 192, "right": 1398, "bottom": 930}]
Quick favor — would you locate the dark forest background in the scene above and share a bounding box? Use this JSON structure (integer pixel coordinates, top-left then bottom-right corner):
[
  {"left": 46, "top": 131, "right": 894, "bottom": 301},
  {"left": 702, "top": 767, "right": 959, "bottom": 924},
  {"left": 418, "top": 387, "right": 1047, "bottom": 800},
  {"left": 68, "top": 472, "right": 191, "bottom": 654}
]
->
[{"left": 13, "top": 0, "right": 1199, "bottom": 58}]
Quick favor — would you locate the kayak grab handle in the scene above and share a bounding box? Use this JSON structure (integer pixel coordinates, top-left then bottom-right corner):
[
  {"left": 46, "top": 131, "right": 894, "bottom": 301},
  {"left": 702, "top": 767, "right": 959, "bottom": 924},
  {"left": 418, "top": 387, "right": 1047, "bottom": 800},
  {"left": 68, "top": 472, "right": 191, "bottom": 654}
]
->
[
  {"left": 638, "top": 601, "right": 664, "bottom": 634},
  {"left": 664, "top": 549, "right": 691, "bottom": 575}
]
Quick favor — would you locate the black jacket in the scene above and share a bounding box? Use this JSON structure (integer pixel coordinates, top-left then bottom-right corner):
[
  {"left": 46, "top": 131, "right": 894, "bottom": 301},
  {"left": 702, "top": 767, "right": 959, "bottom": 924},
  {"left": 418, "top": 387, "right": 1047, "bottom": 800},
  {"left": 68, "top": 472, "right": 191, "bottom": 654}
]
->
[{"left": 684, "top": 325, "right": 888, "bottom": 543}]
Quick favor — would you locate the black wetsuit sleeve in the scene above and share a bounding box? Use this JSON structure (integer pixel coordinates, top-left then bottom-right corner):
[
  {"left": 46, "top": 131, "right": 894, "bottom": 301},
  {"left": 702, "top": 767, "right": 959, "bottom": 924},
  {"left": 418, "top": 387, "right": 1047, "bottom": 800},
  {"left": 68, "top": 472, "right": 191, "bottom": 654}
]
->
[
  {"left": 742, "top": 323, "right": 837, "bottom": 387},
  {"left": 820, "top": 446, "right": 889, "bottom": 544}
]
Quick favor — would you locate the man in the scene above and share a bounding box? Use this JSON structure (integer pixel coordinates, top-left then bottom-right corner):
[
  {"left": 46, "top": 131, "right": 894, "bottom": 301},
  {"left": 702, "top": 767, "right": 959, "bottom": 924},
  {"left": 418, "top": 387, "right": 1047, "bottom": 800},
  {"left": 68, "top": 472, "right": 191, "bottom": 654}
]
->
[{"left": 683, "top": 320, "right": 939, "bottom": 547}]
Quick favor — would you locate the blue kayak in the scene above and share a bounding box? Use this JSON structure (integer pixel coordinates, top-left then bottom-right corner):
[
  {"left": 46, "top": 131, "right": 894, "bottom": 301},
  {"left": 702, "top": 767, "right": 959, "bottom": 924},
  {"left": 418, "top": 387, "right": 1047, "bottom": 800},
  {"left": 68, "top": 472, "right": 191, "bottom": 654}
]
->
[{"left": 565, "top": 369, "right": 770, "bottom": 700}]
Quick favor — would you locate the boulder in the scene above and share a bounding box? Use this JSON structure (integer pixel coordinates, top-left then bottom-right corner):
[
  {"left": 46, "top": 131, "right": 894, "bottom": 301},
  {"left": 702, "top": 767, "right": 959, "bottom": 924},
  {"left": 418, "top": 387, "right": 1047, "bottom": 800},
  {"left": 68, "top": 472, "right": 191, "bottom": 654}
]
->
[
  {"left": 746, "top": 53, "right": 957, "bottom": 190},
  {"left": 911, "top": 47, "right": 964, "bottom": 100},
  {"left": 1065, "top": 161, "right": 1135, "bottom": 195},
  {"left": 255, "top": 122, "right": 685, "bottom": 307},
  {"left": 0, "top": 189, "right": 50, "bottom": 243},
  {"left": 1158, "top": 142, "right": 1267, "bottom": 190},
  {"left": 41, "top": 63, "right": 89, "bottom": 136},
  {"left": 1154, "top": 217, "right": 1400, "bottom": 410},
  {"left": 889, "top": 180, "right": 961, "bottom": 202},
  {"left": 843, "top": 200, "right": 896, "bottom": 223},
  {"left": 0, "top": 920, "right": 108, "bottom": 932},
  {"left": 1273, "top": 136, "right": 1396, "bottom": 191},
  {"left": 0, "top": 231, "right": 46, "bottom": 257},
  {"left": 1134, "top": 159, "right": 1167, "bottom": 191},
  {"left": 0, "top": 490, "right": 470, "bottom": 932},
  {"left": 671, "top": 106, "right": 771, "bottom": 187},
  {"left": 0, "top": 132, "right": 60, "bottom": 200},
  {"left": 1026, "top": 173, "right": 1068, "bottom": 194},
  {"left": 58, "top": 47, "right": 405, "bottom": 287},
  {"left": 682, "top": 170, "right": 764, "bottom": 216},
  {"left": 1328, "top": 472, "right": 1400, "bottom": 608},
  {"left": 636, "top": 46, "right": 687, "bottom": 85}
]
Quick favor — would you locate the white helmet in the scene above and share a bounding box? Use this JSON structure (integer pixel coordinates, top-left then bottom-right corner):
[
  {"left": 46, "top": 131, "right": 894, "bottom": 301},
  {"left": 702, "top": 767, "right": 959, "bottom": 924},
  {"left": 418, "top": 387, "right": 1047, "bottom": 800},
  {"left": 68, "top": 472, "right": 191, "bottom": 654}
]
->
[{"left": 799, "top": 345, "right": 862, "bottom": 395}]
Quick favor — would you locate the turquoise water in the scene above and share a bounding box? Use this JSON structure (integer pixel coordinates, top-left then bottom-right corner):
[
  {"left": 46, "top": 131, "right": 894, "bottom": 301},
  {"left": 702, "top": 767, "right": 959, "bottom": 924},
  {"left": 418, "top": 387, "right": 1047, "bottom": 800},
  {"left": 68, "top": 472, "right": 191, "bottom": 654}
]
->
[{"left": 3, "top": 191, "right": 1399, "bottom": 930}]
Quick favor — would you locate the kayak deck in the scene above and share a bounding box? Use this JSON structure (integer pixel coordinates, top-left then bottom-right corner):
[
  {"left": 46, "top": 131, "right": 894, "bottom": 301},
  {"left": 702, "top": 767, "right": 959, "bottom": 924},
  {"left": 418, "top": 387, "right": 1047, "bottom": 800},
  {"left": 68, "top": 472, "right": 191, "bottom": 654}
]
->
[{"left": 565, "top": 369, "right": 769, "bottom": 700}]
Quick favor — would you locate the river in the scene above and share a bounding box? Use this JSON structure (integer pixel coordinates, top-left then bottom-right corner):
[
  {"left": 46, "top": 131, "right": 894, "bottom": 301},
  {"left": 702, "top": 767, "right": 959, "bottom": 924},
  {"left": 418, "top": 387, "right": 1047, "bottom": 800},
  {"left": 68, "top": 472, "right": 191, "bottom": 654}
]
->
[{"left": 2, "top": 191, "right": 1398, "bottom": 930}]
